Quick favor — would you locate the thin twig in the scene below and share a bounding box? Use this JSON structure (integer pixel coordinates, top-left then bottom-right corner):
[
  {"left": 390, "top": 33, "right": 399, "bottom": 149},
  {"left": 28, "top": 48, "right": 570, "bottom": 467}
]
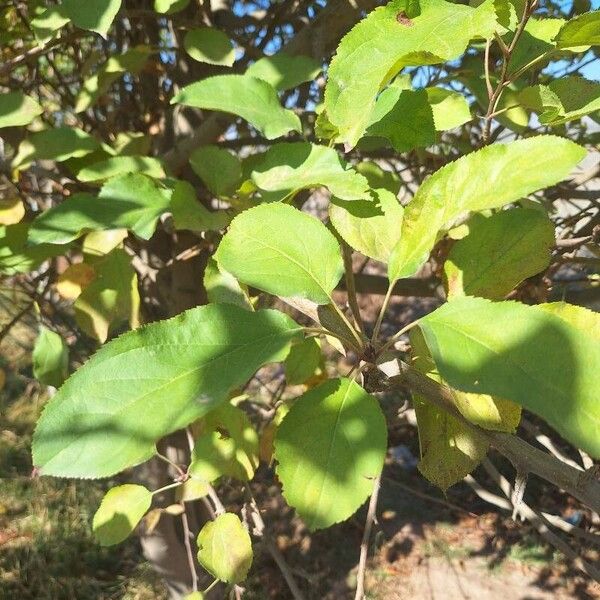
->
[
  {"left": 181, "top": 503, "right": 199, "bottom": 592},
  {"left": 355, "top": 475, "right": 381, "bottom": 600}
]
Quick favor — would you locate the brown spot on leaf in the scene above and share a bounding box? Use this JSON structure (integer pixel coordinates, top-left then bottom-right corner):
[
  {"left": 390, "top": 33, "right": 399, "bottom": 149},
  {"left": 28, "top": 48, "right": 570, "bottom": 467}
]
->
[{"left": 396, "top": 11, "right": 414, "bottom": 26}]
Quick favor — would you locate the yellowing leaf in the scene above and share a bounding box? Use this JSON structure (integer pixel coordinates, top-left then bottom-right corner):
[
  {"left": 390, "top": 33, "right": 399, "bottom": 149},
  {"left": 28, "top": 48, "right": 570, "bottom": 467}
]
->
[
  {"left": 56, "top": 263, "right": 97, "bottom": 300},
  {"left": 0, "top": 197, "right": 25, "bottom": 225},
  {"left": 197, "top": 513, "right": 252, "bottom": 584}
]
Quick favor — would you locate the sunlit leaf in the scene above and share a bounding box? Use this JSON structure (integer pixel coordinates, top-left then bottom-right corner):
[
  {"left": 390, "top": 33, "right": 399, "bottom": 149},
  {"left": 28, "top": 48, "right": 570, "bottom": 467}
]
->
[
  {"left": 172, "top": 75, "right": 301, "bottom": 140},
  {"left": 554, "top": 10, "right": 599, "bottom": 48},
  {"left": 388, "top": 136, "right": 585, "bottom": 281},
  {"left": 56, "top": 263, "right": 97, "bottom": 300},
  {"left": 0, "top": 92, "right": 43, "bottom": 128},
  {"left": 203, "top": 257, "right": 252, "bottom": 310},
  {"left": 0, "top": 197, "right": 25, "bottom": 225},
  {"left": 61, "top": 0, "right": 122, "bottom": 38},
  {"left": 275, "top": 378, "right": 387, "bottom": 530},
  {"left": 215, "top": 203, "right": 344, "bottom": 305},
  {"left": 246, "top": 53, "right": 321, "bottom": 91},
  {"left": 76, "top": 156, "right": 166, "bottom": 182},
  {"left": 184, "top": 27, "right": 235, "bottom": 66},
  {"left": 32, "top": 305, "right": 301, "bottom": 477}
]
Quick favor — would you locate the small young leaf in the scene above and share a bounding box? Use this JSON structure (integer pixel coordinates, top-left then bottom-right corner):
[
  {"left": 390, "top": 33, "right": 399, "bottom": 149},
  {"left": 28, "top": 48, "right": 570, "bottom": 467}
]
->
[
  {"left": 73, "top": 248, "right": 139, "bottom": 342},
  {"left": 275, "top": 378, "right": 387, "bottom": 530},
  {"left": 388, "top": 136, "right": 585, "bottom": 281},
  {"left": 154, "top": 0, "right": 190, "bottom": 13},
  {"left": 184, "top": 28, "right": 235, "bottom": 66},
  {"left": 61, "top": 0, "right": 122, "bottom": 38},
  {"left": 32, "top": 327, "right": 69, "bottom": 388},
  {"left": 518, "top": 76, "right": 600, "bottom": 126},
  {"left": 418, "top": 297, "right": 600, "bottom": 457},
  {"left": 76, "top": 156, "right": 166, "bottom": 182},
  {"left": 0, "top": 92, "right": 43, "bottom": 128},
  {"left": 32, "top": 305, "right": 301, "bottom": 478},
  {"left": 554, "top": 10, "right": 600, "bottom": 49},
  {"left": 215, "top": 203, "right": 344, "bottom": 305},
  {"left": 172, "top": 75, "right": 301, "bottom": 140},
  {"left": 189, "top": 146, "right": 242, "bottom": 197},
  {"left": 92, "top": 484, "right": 152, "bottom": 546},
  {"left": 189, "top": 403, "right": 259, "bottom": 482},
  {"left": 444, "top": 208, "right": 555, "bottom": 299},
  {"left": 329, "top": 188, "right": 403, "bottom": 263},
  {"left": 28, "top": 174, "right": 171, "bottom": 245},
  {"left": 12, "top": 127, "right": 101, "bottom": 170},
  {"left": 250, "top": 142, "right": 370, "bottom": 202},
  {"left": 197, "top": 513, "right": 252, "bottom": 584},
  {"left": 325, "top": 0, "right": 498, "bottom": 147},
  {"left": 284, "top": 337, "right": 323, "bottom": 386},
  {"left": 203, "top": 257, "right": 252, "bottom": 310},
  {"left": 246, "top": 53, "right": 321, "bottom": 91}
]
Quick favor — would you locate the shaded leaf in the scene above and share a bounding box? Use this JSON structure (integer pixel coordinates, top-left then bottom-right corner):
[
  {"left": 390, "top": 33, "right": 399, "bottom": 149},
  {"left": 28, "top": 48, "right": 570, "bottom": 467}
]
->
[
  {"left": 284, "top": 337, "right": 323, "bottom": 385},
  {"left": 172, "top": 75, "right": 301, "bottom": 140},
  {"left": 203, "top": 257, "right": 252, "bottom": 310},
  {"left": 329, "top": 188, "right": 403, "bottom": 264},
  {"left": 197, "top": 513, "right": 252, "bottom": 584},
  {"left": 444, "top": 208, "right": 555, "bottom": 299},
  {"left": 246, "top": 53, "right": 321, "bottom": 91},
  {"left": 13, "top": 127, "right": 101, "bottom": 170},
  {"left": 189, "top": 403, "right": 259, "bottom": 482},
  {"left": 0, "top": 92, "right": 43, "bottom": 128},
  {"left": 184, "top": 27, "right": 235, "bottom": 66},
  {"left": 215, "top": 203, "right": 344, "bottom": 305},
  {"left": 31, "top": 6, "right": 70, "bottom": 43},
  {"left": 92, "top": 484, "right": 152, "bottom": 546},
  {"left": 76, "top": 156, "right": 166, "bottom": 182},
  {"left": 189, "top": 146, "right": 242, "bottom": 197},
  {"left": 32, "top": 305, "right": 301, "bottom": 477},
  {"left": 250, "top": 142, "right": 370, "bottom": 201},
  {"left": 388, "top": 136, "right": 585, "bottom": 281},
  {"left": 62, "top": 0, "right": 122, "bottom": 38},
  {"left": 170, "top": 180, "right": 230, "bottom": 232},
  {"left": 73, "top": 248, "right": 139, "bottom": 342},
  {"left": 275, "top": 378, "right": 387, "bottom": 530},
  {"left": 418, "top": 297, "right": 600, "bottom": 457},
  {"left": 56, "top": 263, "right": 96, "bottom": 300},
  {"left": 32, "top": 327, "right": 69, "bottom": 388}
]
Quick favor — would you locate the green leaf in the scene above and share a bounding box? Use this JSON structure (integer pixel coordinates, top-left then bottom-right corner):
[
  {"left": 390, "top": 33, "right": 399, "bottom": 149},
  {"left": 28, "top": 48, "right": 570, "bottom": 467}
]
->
[
  {"left": 189, "top": 146, "right": 242, "bottom": 197},
  {"left": 197, "top": 513, "right": 252, "bottom": 584},
  {"left": 75, "top": 46, "right": 152, "bottom": 113},
  {"left": 183, "top": 28, "right": 235, "bottom": 66},
  {"left": 189, "top": 403, "right": 259, "bottom": 482},
  {"left": 355, "top": 162, "right": 401, "bottom": 195},
  {"left": 388, "top": 136, "right": 585, "bottom": 281},
  {"left": 215, "top": 203, "right": 344, "bottom": 305},
  {"left": 329, "top": 188, "right": 403, "bottom": 264},
  {"left": 246, "top": 53, "right": 321, "bottom": 91},
  {"left": 73, "top": 248, "right": 139, "bottom": 342},
  {"left": 444, "top": 208, "right": 555, "bottom": 299},
  {"left": 275, "top": 378, "right": 387, "bottom": 530},
  {"left": 554, "top": 10, "right": 600, "bottom": 49},
  {"left": 426, "top": 87, "right": 471, "bottom": 131},
  {"left": 507, "top": 18, "right": 566, "bottom": 74},
  {"left": 61, "top": 0, "right": 122, "bottom": 38},
  {"left": 13, "top": 127, "right": 101, "bottom": 170},
  {"left": 324, "top": 0, "right": 498, "bottom": 147},
  {"left": 0, "top": 223, "right": 66, "bottom": 275},
  {"left": 92, "top": 484, "right": 152, "bottom": 546},
  {"left": 31, "top": 6, "right": 71, "bottom": 43},
  {"left": 171, "top": 75, "right": 301, "bottom": 140},
  {"left": 76, "top": 156, "right": 166, "bottom": 182},
  {"left": 154, "top": 0, "right": 190, "bottom": 14},
  {"left": 203, "top": 257, "right": 252, "bottom": 310},
  {"left": 284, "top": 337, "right": 323, "bottom": 385},
  {"left": 32, "top": 327, "right": 69, "bottom": 388},
  {"left": 366, "top": 88, "right": 436, "bottom": 153},
  {"left": 0, "top": 92, "right": 43, "bottom": 128},
  {"left": 538, "top": 302, "right": 600, "bottom": 338},
  {"left": 169, "top": 180, "right": 230, "bottom": 233},
  {"left": 28, "top": 174, "right": 171, "bottom": 245},
  {"left": 32, "top": 305, "right": 301, "bottom": 478},
  {"left": 418, "top": 297, "right": 600, "bottom": 457},
  {"left": 518, "top": 76, "right": 600, "bottom": 126},
  {"left": 411, "top": 319, "right": 520, "bottom": 491},
  {"left": 250, "top": 143, "right": 370, "bottom": 202}
]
